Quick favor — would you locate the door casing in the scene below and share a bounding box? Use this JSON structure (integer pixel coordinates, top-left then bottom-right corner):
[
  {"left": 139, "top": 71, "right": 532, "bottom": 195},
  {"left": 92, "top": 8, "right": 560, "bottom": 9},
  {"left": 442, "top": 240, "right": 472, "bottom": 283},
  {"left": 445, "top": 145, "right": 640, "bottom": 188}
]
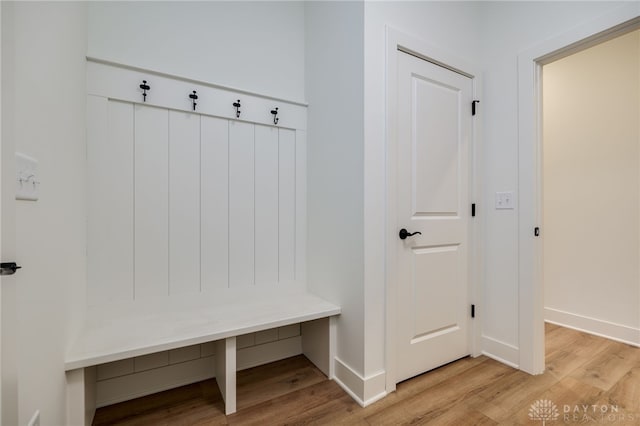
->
[
  {"left": 0, "top": 3, "right": 19, "bottom": 424},
  {"left": 385, "top": 27, "right": 483, "bottom": 392}
]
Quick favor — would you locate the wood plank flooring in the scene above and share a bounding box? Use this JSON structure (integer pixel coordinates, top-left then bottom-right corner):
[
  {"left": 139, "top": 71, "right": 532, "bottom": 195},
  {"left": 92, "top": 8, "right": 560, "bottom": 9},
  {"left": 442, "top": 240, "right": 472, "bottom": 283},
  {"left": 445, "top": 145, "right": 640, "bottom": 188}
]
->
[{"left": 93, "top": 324, "right": 640, "bottom": 425}]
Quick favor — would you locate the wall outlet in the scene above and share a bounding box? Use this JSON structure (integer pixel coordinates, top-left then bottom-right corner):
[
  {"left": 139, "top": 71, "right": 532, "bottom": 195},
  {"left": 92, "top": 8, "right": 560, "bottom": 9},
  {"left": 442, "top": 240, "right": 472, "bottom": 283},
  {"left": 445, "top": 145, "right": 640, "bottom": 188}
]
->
[
  {"left": 495, "top": 191, "right": 515, "bottom": 209},
  {"left": 27, "top": 410, "right": 40, "bottom": 426}
]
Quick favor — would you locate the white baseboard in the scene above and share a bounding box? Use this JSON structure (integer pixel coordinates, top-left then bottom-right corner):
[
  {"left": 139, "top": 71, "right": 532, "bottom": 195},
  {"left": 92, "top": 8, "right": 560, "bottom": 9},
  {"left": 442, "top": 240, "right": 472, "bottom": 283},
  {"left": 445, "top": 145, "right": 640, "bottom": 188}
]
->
[
  {"left": 481, "top": 335, "right": 519, "bottom": 369},
  {"left": 96, "top": 337, "right": 302, "bottom": 408},
  {"left": 545, "top": 307, "right": 640, "bottom": 347},
  {"left": 333, "top": 357, "right": 386, "bottom": 407}
]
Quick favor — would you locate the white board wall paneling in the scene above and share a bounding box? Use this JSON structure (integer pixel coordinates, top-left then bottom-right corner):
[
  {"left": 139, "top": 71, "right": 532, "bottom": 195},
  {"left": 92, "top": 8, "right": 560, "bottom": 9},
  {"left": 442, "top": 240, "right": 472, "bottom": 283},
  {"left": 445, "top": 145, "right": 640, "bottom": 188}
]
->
[
  {"left": 87, "top": 96, "right": 134, "bottom": 305},
  {"left": 135, "top": 104, "right": 170, "bottom": 298},
  {"left": 87, "top": 61, "right": 309, "bottom": 301},
  {"left": 229, "top": 121, "right": 256, "bottom": 287},
  {"left": 255, "top": 125, "right": 280, "bottom": 285},
  {"left": 201, "top": 116, "right": 229, "bottom": 291},
  {"left": 295, "top": 130, "right": 307, "bottom": 283},
  {"left": 169, "top": 110, "right": 201, "bottom": 295},
  {"left": 86, "top": 60, "right": 307, "bottom": 130},
  {"left": 279, "top": 128, "right": 297, "bottom": 283}
]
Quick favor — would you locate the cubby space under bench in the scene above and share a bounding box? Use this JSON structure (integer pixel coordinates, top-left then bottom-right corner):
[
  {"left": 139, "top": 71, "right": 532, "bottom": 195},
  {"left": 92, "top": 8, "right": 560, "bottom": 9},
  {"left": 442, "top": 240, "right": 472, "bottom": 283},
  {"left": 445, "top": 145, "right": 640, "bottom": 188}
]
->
[{"left": 65, "top": 288, "right": 340, "bottom": 425}]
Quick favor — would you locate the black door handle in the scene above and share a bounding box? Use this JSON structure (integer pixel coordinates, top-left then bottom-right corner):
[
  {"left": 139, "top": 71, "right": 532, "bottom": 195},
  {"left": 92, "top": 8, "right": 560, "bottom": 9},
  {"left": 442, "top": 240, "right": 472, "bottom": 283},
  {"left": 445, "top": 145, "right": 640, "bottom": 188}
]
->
[
  {"left": 399, "top": 229, "right": 422, "bottom": 240},
  {"left": 0, "top": 262, "right": 21, "bottom": 276}
]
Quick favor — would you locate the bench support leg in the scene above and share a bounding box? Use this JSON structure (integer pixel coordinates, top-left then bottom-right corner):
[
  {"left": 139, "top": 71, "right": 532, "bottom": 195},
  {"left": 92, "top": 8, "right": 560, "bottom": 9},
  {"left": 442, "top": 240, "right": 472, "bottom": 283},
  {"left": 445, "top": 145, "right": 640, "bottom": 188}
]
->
[
  {"left": 301, "top": 316, "right": 337, "bottom": 379},
  {"left": 215, "top": 336, "right": 236, "bottom": 415},
  {"left": 66, "top": 367, "right": 96, "bottom": 426}
]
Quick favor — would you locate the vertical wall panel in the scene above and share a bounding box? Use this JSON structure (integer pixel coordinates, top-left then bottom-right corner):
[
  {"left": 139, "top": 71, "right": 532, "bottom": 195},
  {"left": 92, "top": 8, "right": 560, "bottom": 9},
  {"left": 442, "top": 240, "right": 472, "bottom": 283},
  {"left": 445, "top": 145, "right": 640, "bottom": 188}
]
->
[
  {"left": 169, "top": 111, "right": 201, "bottom": 294},
  {"left": 201, "top": 116, "right": 229, "bottom": 290},
  {"left": 295, "top": 130, "right": 307, "bottom": 283},
  {"left": 135, "top": 105, "right": 169, "bottom": 298},
  {"left": 88, "top": 93, "right": 306, "bottom": 301},
  {"left": 87, "top": 96, "right": 134, "bottom": 304},
  {"left": 229, "top": 121, "right": 255, "bottom": 287},
  {"left": 255, "top": 125, "right": 279, "bottom": 285},
  {"left": 279, "top": 128, "right": 296, "bottom": 283}
]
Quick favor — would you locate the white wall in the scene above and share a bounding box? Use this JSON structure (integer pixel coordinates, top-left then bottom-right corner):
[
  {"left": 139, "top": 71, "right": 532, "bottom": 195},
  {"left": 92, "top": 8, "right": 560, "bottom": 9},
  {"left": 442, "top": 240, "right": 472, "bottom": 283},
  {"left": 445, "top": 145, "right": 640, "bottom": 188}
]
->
[
  {"left": 543, "top": 30, "right": 640, "bottom": 340},
  {"left": 88, "top": 1, "right": 305, "bottom": 102},
  {"left": 2, "top": 2, "right": 87, "bottom": 425},
  {"left": 480, "top": 1, "right": 633, "bottom": 363},
  {"left": 304, "top": 0, "right": 366, "bottom": 397},
  {"left": 363, "top": 1, "right": 482, "bottom": 394}
]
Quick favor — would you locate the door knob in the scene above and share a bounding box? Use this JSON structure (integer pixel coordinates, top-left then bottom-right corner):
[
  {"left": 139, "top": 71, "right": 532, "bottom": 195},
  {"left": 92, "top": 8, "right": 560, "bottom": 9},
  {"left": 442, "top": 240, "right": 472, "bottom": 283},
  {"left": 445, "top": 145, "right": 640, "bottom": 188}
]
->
[
  {"left": 399, "top": 229, "right": 422, "bottom": 240},
  {"left": 0, "top": 262, "right": 21, "bottom": 276}
]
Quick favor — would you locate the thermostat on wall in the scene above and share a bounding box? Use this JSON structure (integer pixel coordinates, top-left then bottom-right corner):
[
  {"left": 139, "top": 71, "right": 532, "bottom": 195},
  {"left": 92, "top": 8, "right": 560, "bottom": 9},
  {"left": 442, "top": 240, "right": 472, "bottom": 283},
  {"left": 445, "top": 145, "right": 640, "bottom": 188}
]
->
[{"left": 16, "top": 152, "right": 39, "bottom": 201}]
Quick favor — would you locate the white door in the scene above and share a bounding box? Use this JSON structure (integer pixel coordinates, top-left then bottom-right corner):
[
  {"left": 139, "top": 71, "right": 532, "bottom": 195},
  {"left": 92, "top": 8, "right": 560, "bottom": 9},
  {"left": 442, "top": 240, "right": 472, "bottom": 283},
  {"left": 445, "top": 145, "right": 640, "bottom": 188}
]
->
[{"left": 395, "top": 51, "right": 473, "bottom": 382}]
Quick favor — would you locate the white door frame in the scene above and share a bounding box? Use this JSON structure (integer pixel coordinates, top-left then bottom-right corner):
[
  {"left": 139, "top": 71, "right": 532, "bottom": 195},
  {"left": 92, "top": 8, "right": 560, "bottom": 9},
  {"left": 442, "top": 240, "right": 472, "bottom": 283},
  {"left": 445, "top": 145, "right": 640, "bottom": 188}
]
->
[
  {"left": 0, "top": 2, "right": 3, "bottom": 420},
  {"left": 517, "top": 4, "right": 640, "bottom": 375},
  {"left": 385, "top": 27, "right": 483, "bottom": 392},
  {"left": 0, "top": 3, "right": 19, "bottom": 424}
]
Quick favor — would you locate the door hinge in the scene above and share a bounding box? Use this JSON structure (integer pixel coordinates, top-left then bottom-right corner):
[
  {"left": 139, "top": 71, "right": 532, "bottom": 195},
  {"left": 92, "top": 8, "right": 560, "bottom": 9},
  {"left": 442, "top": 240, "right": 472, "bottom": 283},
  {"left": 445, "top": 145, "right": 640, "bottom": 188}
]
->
[
  {"left": 534, "top": 227, "right": 540, "bottom": 237},
  {"left": 471, "top": 304, "right": 475, "bottom": 318},
  {"left": 472, "top": 100, "right": 480, "bottom": 116},
  {"left": 471, "top": 203, "right": 476, "bottom": 217}
]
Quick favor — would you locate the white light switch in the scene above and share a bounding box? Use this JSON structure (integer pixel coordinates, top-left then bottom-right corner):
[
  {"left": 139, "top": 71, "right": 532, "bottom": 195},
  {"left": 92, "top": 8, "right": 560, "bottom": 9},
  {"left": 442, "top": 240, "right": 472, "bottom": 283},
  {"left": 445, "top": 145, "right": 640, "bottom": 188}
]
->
[
  {"left": 16, "top": 153, "right": 39, "bottom": 201},
  {"left": 495, "top": 191, "right": 514, "bottom": 210}
]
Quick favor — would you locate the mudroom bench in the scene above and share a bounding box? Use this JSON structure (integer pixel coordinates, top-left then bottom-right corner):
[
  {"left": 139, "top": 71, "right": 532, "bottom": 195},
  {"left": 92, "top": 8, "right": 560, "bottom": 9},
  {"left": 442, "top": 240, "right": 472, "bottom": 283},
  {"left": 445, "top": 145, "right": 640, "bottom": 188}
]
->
[{"left": 65, "top": 288, "right": 340, "bottom": 425}]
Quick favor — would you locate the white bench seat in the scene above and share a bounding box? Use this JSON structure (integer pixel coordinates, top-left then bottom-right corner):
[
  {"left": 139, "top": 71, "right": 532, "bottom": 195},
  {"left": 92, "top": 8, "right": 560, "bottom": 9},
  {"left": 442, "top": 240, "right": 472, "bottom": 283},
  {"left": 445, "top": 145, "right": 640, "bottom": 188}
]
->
[{"left": 65, "top": 287, "right": 340, "bottom": 425}]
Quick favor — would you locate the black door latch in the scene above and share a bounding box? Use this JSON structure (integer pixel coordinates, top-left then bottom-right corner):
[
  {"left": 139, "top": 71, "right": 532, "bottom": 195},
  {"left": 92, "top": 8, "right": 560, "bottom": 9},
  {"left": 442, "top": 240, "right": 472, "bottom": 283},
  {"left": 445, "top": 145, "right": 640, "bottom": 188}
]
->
[
  {"left": 399, "top": 228, "right": 422, "bottom": 240},
  {"left": 0, "top": 262, "right": 22, "bottom": 276}
]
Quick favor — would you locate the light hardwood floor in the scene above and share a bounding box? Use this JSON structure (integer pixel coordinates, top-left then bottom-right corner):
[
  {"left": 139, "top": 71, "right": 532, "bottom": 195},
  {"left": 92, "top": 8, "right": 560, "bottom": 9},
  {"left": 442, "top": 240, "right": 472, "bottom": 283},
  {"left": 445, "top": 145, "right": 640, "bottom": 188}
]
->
[{"left": 93, "top": 324, "right": 640, "bottom": 425}]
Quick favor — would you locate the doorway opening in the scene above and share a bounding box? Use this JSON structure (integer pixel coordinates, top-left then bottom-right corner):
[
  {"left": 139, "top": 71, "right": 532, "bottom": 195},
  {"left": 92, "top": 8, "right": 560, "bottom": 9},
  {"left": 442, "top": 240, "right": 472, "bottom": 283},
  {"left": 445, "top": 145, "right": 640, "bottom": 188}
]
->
[
  {"left": 518, "top": 9, "right": 640, "bottom": 375},
  {"left": 542, "top": 29, "right": 640, "bottom": 374},
  {"left": 542, "top": 29, "right": 640, "bottom": 348}
]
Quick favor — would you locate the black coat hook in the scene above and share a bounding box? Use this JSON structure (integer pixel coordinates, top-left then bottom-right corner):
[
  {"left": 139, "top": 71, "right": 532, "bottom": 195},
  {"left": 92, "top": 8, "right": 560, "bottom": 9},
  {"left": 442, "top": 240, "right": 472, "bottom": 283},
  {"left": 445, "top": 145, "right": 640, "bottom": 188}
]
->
[
  {"left": 233, "top": 100, "right": 241, "bottom": 118},
  {"left": 271, "top": 107, "right": 279, "bottom": 125},
  {"left": 189, "top": 91, "right": 198, "bottom": 111},
  {"left": 139, "top": 80, "right": 150, "bottom": 102}
]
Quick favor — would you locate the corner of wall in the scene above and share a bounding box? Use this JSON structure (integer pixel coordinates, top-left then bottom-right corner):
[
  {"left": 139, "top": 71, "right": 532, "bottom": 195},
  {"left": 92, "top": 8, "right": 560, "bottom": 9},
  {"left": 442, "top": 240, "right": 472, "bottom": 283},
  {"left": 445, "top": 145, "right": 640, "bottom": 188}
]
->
[
  {"left": 303, "top": 0, "right": 367, "bottom": 381},
  {"left": 8, "top": 2, "right": 88, "bottom": 424},
  {"left": 333, "top": 357, "right": 386, "bottom": 407}
]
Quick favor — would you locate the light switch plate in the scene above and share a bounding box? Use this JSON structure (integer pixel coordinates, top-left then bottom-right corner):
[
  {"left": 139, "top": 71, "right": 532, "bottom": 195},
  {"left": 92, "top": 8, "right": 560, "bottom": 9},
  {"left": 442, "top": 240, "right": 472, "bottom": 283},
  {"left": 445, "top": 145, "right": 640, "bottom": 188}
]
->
[
  {"left": 495, "top": 191, "right": 515, "bottom": 209},
  {"left": 16, "top": 152, "right": 39, "bottom": 201}
]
